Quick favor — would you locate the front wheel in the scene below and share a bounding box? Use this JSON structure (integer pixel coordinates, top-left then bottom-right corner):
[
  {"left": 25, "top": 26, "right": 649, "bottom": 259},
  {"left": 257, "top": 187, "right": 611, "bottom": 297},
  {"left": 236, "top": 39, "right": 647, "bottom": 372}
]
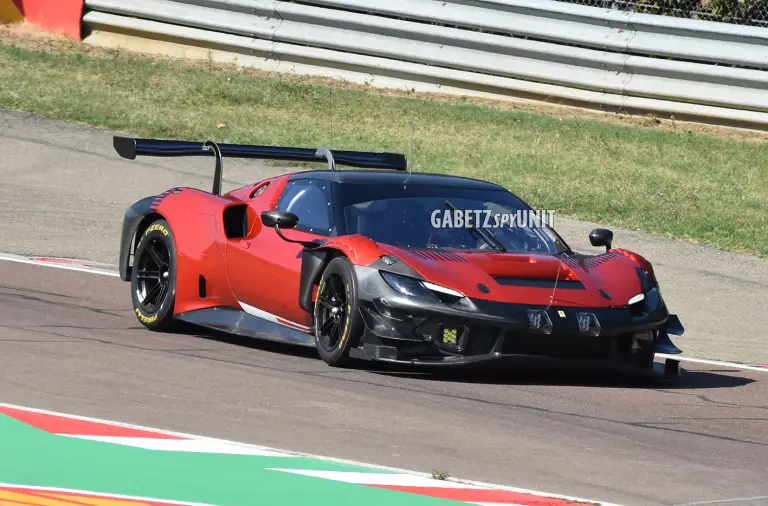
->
[
  {"left": 616, "top": 330, "right": 656, "bottom": 370},
  {"left": 313, "top": 257, "right": 364, "bottom": 367},
  {"left": 130, "top": 219, "right": 178, "bottom": 331}
]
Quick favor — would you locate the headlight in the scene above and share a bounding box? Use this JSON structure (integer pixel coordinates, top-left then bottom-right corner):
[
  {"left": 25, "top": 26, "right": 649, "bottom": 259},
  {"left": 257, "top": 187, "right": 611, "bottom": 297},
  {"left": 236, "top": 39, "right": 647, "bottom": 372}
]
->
[
  {"left": 635, "top": 267, "right": 663, "bottom": 311},
  {"left": 380, "top": 272, "right": 464, "bottom": 303},
  {"left": 646, "top": 287, "right": 662, "bottom": 311}
]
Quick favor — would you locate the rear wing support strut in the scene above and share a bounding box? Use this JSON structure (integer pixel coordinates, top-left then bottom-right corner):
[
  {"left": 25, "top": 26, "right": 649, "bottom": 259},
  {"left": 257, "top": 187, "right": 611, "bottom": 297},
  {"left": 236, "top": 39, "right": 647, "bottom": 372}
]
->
[{"left": 203, "top": 141, "right": 224, "bottom": 196}]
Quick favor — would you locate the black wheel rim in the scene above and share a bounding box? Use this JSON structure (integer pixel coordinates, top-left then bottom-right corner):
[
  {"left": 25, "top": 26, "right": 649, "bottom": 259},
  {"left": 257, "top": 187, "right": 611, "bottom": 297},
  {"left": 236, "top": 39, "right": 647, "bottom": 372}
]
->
[
  {"left": 135, "top": 238, "right": 171, "bottom": 314},
  {"left": 315, "top": 273, "right": 347, "bottom": 351}
]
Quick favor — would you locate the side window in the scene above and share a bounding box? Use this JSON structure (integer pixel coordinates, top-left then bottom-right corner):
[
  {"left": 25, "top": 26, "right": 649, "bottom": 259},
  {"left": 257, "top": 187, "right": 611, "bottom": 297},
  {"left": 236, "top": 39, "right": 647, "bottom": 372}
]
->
[{"left": 276, "top": 179, "right": 333, "bottom": 235}]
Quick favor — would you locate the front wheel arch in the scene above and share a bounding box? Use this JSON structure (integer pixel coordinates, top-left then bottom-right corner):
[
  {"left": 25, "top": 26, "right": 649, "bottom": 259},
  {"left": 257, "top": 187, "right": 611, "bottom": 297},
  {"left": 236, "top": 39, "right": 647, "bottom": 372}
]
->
[{"left": 299, "top": 247, "right": 344, "bottom": 313}]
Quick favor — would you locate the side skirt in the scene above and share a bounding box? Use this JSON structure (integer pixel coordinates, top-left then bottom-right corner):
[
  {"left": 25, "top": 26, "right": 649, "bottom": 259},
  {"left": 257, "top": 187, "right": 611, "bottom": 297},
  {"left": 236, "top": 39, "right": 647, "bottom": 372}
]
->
[{"left": 175, "top": 307, "right": 316, "bottom": 347}]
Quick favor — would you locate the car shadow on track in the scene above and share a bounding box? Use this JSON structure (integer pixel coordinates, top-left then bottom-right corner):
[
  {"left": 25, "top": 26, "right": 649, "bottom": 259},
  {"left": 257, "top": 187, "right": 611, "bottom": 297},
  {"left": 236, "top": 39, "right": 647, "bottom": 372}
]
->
[
  {"left": 175, "top": 322, "right": 317, "bottom": 358},
  {"left": 367, "top": 364, "right": 757, "bottom": 390},
  {"left": 177, "top": 323, "right": 755, "bottom": 390}
]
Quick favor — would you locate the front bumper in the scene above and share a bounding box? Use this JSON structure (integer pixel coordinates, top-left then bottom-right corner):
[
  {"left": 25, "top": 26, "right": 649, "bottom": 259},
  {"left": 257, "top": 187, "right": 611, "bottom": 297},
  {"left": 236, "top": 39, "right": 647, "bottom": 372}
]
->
[{"left": 351, "top": 266, "right": 684, "bottom": 373}]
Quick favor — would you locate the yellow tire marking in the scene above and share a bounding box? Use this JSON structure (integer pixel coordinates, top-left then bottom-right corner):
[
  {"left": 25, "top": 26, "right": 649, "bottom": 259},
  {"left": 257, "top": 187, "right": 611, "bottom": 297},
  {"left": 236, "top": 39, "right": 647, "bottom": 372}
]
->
[
  {"left": 145, "top": 223, "right": 169, "bottom": 236},
  {"left": 135, "top": 307, "right": 158, "bottom": 324},
  {"left": 338, "top": 283, "right": 351, "bottom": 349}
]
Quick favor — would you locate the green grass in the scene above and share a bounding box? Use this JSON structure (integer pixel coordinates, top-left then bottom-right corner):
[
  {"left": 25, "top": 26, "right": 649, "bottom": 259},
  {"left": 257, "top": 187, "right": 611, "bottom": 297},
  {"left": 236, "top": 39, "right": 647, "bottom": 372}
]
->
[{"left": 0, "top": 34, "right": 766, "bottom": 257}]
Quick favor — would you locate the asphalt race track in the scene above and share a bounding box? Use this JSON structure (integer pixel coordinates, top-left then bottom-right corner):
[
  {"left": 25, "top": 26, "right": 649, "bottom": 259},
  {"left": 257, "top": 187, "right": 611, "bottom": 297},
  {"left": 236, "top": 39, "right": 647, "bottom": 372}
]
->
[
  {"left": 1, "top": 111, "right": 767, "bottom": 506},
  {"left": 2, "top": 110, "right": 766, "bottom": 365},
  {"left": 1, "top": 260, "right": 767, "bottom": 506}
]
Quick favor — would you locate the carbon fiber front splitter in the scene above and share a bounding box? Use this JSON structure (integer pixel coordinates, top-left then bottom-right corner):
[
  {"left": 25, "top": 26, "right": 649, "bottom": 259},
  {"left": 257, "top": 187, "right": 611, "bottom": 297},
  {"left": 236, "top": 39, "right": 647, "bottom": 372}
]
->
[{"left": 348, "top": 344, "right": 683, "bottom": 378}]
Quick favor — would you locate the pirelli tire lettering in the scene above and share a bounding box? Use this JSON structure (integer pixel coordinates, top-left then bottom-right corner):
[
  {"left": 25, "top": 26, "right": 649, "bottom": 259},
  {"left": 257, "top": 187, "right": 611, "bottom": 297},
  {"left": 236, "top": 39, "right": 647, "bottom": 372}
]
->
[
  {"left": 135, "top": 307, "right": 159, "bottom": 324},
  {"left": 130, "top": 219, "right": 178, "bottom": 332},
  {"left": 146, "top": 223, "right": 169, "bottom": 236},
  {"left": 338, "top": 283, "right": 352, "bottom": 350},
  {"left": 136, "top": 223, "right": 169, "bottom": 255}
]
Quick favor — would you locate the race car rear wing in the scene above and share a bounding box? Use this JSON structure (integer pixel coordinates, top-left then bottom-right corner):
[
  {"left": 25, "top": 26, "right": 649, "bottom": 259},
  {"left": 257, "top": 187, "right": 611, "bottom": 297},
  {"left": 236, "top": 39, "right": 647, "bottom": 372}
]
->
[{"left": 113, "top": 135, "right": 408, "bottom": 196}]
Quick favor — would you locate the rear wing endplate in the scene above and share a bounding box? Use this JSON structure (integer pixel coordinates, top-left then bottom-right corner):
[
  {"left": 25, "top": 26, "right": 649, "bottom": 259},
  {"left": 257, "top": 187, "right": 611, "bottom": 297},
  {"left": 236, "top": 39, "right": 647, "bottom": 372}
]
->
[{"left": 113, "top": 136, "right": 408, "bottom": 196}]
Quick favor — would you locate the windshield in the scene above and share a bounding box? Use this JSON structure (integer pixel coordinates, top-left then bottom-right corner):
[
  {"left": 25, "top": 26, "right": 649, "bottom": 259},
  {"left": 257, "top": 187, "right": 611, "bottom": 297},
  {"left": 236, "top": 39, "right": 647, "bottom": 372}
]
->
[{"left": 337, "top": 183, "right": 569, "bottom": 254}]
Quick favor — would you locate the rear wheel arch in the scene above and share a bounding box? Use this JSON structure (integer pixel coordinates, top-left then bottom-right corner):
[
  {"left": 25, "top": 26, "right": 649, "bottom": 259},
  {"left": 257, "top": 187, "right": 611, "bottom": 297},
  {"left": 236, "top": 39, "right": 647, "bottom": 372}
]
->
[{"left": 128, "top": 212, "right": 166, "bottom": 273}]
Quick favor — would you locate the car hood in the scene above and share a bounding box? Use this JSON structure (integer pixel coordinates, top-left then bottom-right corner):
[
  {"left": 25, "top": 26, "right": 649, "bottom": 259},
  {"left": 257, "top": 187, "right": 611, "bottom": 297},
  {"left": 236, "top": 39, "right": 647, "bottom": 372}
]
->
[{"left": 379, "top": 245, "right": 644, "bottom": 308}]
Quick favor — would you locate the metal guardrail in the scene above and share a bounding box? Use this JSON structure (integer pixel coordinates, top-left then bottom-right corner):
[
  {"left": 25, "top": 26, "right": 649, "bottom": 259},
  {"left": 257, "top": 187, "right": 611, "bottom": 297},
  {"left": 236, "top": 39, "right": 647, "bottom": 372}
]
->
[{"left": 82, "top": 0, "right": 768, "bottom": 128}]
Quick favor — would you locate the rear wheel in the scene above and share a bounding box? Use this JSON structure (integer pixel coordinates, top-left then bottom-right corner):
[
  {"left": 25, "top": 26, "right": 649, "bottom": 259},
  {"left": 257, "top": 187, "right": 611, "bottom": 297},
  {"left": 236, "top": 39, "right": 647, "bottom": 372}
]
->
[
  {"left": 130, "top": 219, "right": 178, "bottom": 331},
  {"left": 313, "top": 257, "right": 364, "bottom": 367}
]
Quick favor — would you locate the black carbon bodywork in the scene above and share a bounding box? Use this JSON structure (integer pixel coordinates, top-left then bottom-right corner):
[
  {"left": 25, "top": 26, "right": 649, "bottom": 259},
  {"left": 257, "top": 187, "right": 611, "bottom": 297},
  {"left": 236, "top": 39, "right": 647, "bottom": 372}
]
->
[
  {"left": 349, "top": 264, "right": 684, "bottom": 371},
  {"left": 299, "top": 249, "right": 330, "bottom": 312},
  {"left": 297, "top": 249, "right": 424, "bottom": 313},
  {"left": 175, "top": 307, "right": 315, "bottom": 347},
  {"left": 366, "top": 256, "right": 425, "bottom": 278},
  {"left": 118, "top": 195, "right": 161, "bottom": 281}
]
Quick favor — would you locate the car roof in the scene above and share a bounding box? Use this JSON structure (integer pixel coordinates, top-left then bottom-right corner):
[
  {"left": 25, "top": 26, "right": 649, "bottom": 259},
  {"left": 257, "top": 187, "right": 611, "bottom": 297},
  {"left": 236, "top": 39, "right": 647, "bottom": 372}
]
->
[{"left": 288, "top": 170, "right": 506, "bottom": 191}]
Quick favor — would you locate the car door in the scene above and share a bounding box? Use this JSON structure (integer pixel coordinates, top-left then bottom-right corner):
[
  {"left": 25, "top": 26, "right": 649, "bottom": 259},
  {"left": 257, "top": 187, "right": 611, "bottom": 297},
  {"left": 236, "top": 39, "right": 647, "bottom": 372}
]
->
[{"left": 225, "top": 178, "right": 335, "bottom": 330}]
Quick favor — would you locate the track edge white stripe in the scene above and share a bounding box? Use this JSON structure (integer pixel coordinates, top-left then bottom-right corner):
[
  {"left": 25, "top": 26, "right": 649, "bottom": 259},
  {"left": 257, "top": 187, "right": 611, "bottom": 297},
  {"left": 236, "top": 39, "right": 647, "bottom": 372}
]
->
[
  {"left": 0, "top": 253, "right": 119, "bottom": 277},
  {"left": 656, "top": 353, "right": 768, "bottom": 372}
]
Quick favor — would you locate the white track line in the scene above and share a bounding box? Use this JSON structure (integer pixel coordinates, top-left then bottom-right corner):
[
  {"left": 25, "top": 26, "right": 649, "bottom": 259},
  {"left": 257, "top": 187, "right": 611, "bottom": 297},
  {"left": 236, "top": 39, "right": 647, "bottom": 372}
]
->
[
  {"left": 0, "top": 403, "right": 620, "bottom": 506},
  {"left": 0, "top": 403, "right": 282, "bottom": 453},
  {"left": 1, "top": 252, "right": 765, "bottom": 374},
  {"left": 656, "top": 354, "right": 768, "bottom": 373},
  {"left": 668, "top": 496, "right": 768, "bottom": 506},
  {"left": 0, "top": 253, "right": 119, "bottom": 277},
  {"left": 270, "top": 470, "right": 484, "bottom": 489},
  {"left": 58, "top": 435, "right": 294, "bottom": 456}
]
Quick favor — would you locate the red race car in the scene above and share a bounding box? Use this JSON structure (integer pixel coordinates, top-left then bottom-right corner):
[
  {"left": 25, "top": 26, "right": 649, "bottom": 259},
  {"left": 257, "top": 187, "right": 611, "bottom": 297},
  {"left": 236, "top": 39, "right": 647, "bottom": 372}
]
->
[{"left": 114, "top": 135, "right": 684, "bottom": 376}]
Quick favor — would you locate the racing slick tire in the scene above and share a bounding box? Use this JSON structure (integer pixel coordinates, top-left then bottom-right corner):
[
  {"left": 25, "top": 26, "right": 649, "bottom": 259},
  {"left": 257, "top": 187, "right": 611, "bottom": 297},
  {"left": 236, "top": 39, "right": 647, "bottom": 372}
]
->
[
  {"left": 130, "top": 219, "right": 178, "bottom": 332},
  {"left": 313, "top": 256, "right": 364, "bottom": 367}
]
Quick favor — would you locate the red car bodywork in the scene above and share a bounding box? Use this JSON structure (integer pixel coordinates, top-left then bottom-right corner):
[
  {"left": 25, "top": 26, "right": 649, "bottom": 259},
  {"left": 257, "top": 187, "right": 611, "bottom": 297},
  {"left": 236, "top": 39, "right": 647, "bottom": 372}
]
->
[
  {"left": 146, "top": 176, "right": 655, "bottom": 332},
  {"left": 115, "top": 135, "right": 683, "bottom": 373}
]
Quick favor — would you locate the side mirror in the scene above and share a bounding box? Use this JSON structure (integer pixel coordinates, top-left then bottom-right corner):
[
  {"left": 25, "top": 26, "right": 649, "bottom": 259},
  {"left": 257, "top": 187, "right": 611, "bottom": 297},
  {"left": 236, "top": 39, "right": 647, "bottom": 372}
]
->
[
  {"left": 589, "top": 228, "right": 613, "bottom": 252},
  {"left": 261, "top": 210, "right": 298, "bottom": 229},
  {"left": 261, "top": 209, "right": 319, "bottom": 247}
]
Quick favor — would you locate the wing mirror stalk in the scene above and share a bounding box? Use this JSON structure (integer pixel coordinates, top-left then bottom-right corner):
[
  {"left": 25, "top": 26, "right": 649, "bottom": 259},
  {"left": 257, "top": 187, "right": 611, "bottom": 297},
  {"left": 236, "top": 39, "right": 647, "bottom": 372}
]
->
[{"left": 261, "top": 210, "right": 321, "bottom": 248}]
